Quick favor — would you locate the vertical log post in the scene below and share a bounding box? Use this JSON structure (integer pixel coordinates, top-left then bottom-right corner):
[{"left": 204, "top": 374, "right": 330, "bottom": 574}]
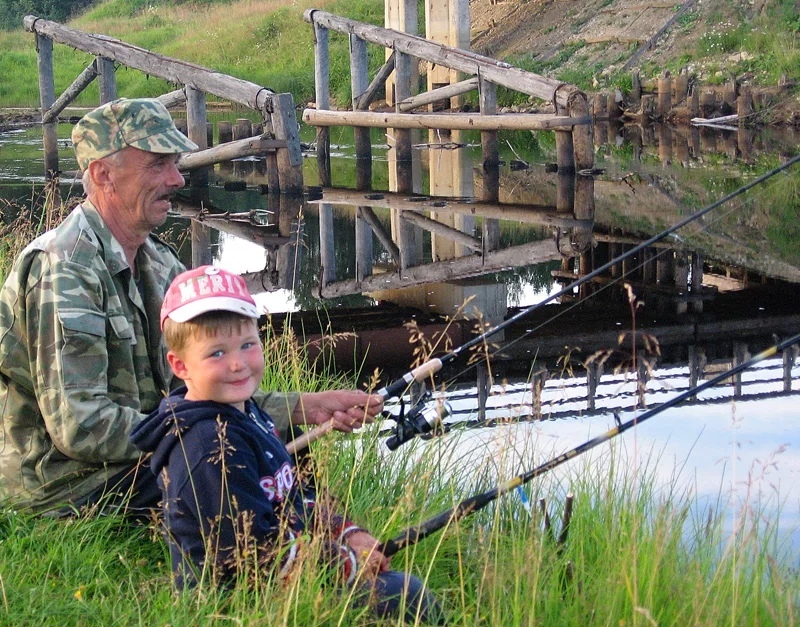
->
[
  {"left": 350, "top": 35, "right": 373, "bottom": 281},
  {"left": 657, "top": 72, "right": 672, "bottom": 118},
  {"left": 479, "top": 76, "right": 500, "bottom": 252},
  {"left": 393, "top": 50, "right": 414, "bottom": 194},
  {"left": 569, "top": 93, "right": 594, "bottom": 219},
  {"left": 186, "top": 86, "right": 213, "bottom": 267},
  {"left": 314, "top": 21, "right": 331, "bottom": 187},
  {"left": 97, "top": 56, "right": 117, "bottom": 103},
  {"left": 555, "top": 104, "right": 575, "bottom": 173},
  {"left": 319, "top": 203, "right": 336, "bottom": 286},
  {"left": 350, "top": 34, "right": 372, "bottom": 191},
  {"left": 270, "top": 92, "right": 304, "bottom": 195},
  {"left": 35, "top": 33, "right": 59, "bottom": 181}
]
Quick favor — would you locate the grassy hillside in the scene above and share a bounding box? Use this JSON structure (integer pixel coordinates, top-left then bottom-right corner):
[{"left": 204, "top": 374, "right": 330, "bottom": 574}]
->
[
  {"left": 0, "top": 0, "right": 797, "bottom": 114},
  {"left": 0, "top": 0, "right": 385, "bottom": 107}
]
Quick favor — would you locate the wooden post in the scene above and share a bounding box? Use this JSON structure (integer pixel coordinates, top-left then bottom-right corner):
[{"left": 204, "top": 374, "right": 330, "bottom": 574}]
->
[
  {"left": 42, "top": 60, "right": 97, "bottom": 124},
  {"left": 319, "top": 203, "right": 336, "bottom": 285},
  {"left": 657, "top": 72, "right": 672, "bottom": 118},
  {"left": 699, "top": 89, "right": 715, "bottom": 118},
  {"left": 479, "top": 77, "right": 500, "bottom": 252},
  {"left": 97, "top": 56, "right": 117, "bottom": 103},
  {"left": 350, "top": 34, "right": 372, "bottom": 191},
  {"left": 555, "top": 104, "right": 575, "bottom": 173},
  {"left": 314, "top": 21, "right": 331, "bottom": 187},
  {"left": 35, "top": 33, "right": 59, "bottom": 181},
  {"left": 270, "top": 92, "right": 304, "bottom": 195},
  {"left": 658, "top": 124, "right": 672, "bottom": 165},
  {"left": 393, "top": 50, "right": 414, "bottom": 194},
  {"left": 186, "top": 86, "right": 213, "bottom": 267},
  {"left": 218, "top": 121, "right": 233, "bottom": 143},
  {"left": 737, "top": 87, "right": 753, "bottom": 125},
  {"left": 630, "top": 69, "right": 641, "bottom": 104},
  {"left": 673, "top": 72, "right": 689, "bottom": 103}
]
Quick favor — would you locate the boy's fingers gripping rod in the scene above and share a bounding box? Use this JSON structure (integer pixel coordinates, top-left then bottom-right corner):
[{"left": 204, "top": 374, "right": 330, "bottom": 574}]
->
[{"left": 284, "top": 362, "right": 443, "bottom": 455}]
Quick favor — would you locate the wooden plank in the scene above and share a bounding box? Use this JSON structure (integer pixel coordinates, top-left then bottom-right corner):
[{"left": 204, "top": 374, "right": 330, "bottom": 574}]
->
[
  {"left": 35, "top": 33, "right": 58, "bottom": 179},
  {"left": 304, "top": 9, "right": 583, "bottom": 108},
  {"left": 24, "top": 16, "right": 277, "bottom": 112},
  {"left": 176, "top": 135, "right": 285, "bottom": 170},
  {"left": 186, "top": 86, "right": 212, "bottom": 267},
  {"left": 97, "top": 56, "right": 116, "bottom": 103},
  {"left": 350, "top": 35, "right": 372, "bottom": 191},
  {"left": 270, "top": 92, "right": 304, "bottom": 194},
  {"left": 303, "top": 109, "right": 588, "bottom": 131},
  {"left": 314, "top": 22, "right": 331, "bottom": 187},
  {"left": 42, "top": 60, "right": 97, "bottom": 124},
  {"left": 310, "top": 188, "right": 592, "bottom": 228},
  {"left": 318, "top": 239, "right": 562, "bottom": 298},
  {"left": 398, "top": 77, "right": 478, "bottom": 112}
]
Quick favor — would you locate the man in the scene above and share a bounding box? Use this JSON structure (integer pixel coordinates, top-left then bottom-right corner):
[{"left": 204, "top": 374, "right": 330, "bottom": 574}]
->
[{"left": 0, "top": 98, "right": 380, "bottom": 516}]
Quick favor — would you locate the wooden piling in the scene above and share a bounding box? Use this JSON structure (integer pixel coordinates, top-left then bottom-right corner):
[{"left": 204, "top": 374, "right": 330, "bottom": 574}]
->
[
  {"left": 314, "top": 21, "right": 331, "bottom": 187},
  {"left": 97, "top": 56, "right": 117, "bottom": 103},
  {"left": 233, "top": 118, "right": 253, "bottom": 140},
  {"left": 393, "top": 50, "right": 414, "bottom": 194},
  {"left": 737, "top": 87, "right": 753, "bottom": 125},
  {"left": 42, "top": 60, "right": 97, "bottom": 124},
  {"left": 218, "top": 121, "right": 232, "bottom": 144},
  {"left": 657, "top": 72, "right": 672, "bottom": 118},
  {"left": 186, "top": 86, "right": 213, "bottom": 267},
  {"left": 35, "top": 33, "right": 59, "bottom": 181},
  {"left": 270, "top": 92, "right": 304, "bottom": 194},
  {"left": 699, "top": 89, "right": 715, "bottom": 118},
  {"left": 479, "top": 76, "right": 500, "bottom": 251},
  {"left": 350, "top": 34, "right": 372, "bottom": 191},
  {"left": 672, "top": 72, "right": 689, "bottom": 103}
]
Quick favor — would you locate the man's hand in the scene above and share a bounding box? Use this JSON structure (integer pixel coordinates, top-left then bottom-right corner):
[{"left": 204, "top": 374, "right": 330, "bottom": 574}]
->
[{"left": 292, "top": 390, "right": 383, "bottom": 433}]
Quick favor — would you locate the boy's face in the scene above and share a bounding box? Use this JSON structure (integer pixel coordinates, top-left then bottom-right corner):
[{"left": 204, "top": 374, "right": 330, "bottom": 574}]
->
[{"left": 167, "top": 319, "right": 265, "bottom": 412}]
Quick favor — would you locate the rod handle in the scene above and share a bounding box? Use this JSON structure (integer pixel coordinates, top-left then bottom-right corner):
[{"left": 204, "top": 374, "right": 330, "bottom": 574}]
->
[{"left": 285, "top": 420, "right": 335, "bottom": 455}]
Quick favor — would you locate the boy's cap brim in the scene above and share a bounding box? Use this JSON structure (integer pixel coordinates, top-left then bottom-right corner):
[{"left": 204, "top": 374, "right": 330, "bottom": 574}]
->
[{"left": 166, "top": 296, "right": 260, "bottom": 324}]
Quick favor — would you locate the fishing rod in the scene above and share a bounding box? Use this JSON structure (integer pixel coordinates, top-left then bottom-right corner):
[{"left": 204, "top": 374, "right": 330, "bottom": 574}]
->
[
  {"left": 378, "top": 331, "right": 800, "bottom": 557},
  {"left": 293, "top": 152, "right": 800, "bottom": 452}
]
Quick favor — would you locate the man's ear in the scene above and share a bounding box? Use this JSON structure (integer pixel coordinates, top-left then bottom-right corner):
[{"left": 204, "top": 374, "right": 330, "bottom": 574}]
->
[
  {"left": 167, "top": 350, "right": 189, "bottom": 381},
  {"left": 87, "top": 158, "right": 114, "bottom": 191}
]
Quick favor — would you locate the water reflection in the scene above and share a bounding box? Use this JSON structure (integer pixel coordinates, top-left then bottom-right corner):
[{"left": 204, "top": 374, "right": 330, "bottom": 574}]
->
[{"left": 2, "top": 119, "right": 800, "bottom": 560}]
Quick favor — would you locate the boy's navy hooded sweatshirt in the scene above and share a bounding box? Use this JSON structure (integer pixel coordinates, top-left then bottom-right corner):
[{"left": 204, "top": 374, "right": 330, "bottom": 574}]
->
[{"left": 131, "top": 387, "right": 350, "bottom": 587}]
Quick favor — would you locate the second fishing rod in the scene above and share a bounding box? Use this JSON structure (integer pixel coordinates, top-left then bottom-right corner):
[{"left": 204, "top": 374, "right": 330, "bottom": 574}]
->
[{"left": 290, "top": 152, "right": 800, "bottom": 453}]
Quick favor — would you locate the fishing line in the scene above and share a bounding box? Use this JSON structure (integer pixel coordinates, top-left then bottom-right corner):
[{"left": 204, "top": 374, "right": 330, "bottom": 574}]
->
[
  {"left": 377, "top": 331, "right": 800, "bottom": 557},
  {"left": 436, "top": 160, "right": 800, "bottom": 391},
  {"left": 377, "top": 153, "right": 800, "bottom": 404}
]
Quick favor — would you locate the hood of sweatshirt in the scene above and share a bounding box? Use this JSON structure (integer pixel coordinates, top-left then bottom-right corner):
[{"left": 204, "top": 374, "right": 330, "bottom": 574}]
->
[{"left": 131, "top": 386, "right": 260, "bottom": 477}]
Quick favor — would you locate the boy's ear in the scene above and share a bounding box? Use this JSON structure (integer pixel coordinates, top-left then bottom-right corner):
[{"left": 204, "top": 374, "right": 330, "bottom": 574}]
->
[{"left": 167, "top": 350, "right": 189, "bottom": 381}]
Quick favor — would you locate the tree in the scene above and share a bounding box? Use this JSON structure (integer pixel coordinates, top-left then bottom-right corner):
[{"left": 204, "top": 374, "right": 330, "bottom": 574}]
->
[{"left": 0, "top": 0, "right": 96, "bottom": 31}]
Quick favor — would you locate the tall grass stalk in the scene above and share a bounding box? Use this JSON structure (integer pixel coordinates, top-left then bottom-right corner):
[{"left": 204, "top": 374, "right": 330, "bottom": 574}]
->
[{"left": 0, "top": 422, "right": 797, "bottom": 624}]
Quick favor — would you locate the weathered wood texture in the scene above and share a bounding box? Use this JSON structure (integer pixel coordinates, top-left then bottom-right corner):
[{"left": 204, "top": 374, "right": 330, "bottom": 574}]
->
[
  {"left": 318, "top": 239, "right": 562, "bottom": 298},
  {"left": 303, "top": 109, "right": 589, "bottom": 131},
  {"left": 304, "top": 9, "right": 586, "bottom": 110},
  {"left": 24, "top": 16, "right": 276, "bottom": 111},
  {"left": 24, "top": 15, "right": 303, "bottom": 193},
  {"left": 311, "top": 188, "right": 592, "bottom": 228}
]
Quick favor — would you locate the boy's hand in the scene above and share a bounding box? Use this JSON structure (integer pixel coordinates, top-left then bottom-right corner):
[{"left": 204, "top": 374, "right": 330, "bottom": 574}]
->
[
  {"left": 346, "top": 530, "right": 389, "bottom": 577},
  {"left": 293, "top": 390, "right": 383, "bottom": 433}
]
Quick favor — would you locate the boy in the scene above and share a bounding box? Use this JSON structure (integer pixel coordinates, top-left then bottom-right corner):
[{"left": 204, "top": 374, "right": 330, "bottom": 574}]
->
[{"left": 130, "top": 266, "right": 442, "bottom": 623}]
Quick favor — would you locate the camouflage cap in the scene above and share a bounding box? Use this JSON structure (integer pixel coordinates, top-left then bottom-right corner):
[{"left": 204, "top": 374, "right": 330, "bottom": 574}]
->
[{"left": 72, "top": 98, "right": 198, "bottom": 170}]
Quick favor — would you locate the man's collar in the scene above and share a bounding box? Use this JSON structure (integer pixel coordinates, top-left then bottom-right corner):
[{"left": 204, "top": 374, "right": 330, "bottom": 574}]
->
[{"left": 80, "top": 200, "right": 158, "bottom": 276}]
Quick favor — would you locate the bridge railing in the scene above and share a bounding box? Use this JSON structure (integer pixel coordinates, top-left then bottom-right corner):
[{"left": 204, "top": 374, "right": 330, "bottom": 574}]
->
[{"left": 23, "top": 15, "right": 303, "bottom": 196}]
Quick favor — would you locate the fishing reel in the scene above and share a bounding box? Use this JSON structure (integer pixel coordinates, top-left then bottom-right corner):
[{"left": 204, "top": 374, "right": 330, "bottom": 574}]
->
[{"left": 384, "top": 391, "right": 451, "bottom": 451}]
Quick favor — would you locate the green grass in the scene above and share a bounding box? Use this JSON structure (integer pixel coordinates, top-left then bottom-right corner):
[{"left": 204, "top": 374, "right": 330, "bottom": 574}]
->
[{"left": 1, "top": 424, "right": 797, "bottom": 625}]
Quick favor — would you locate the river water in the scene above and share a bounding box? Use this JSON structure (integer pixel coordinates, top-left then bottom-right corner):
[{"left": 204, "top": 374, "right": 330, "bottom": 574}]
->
[{"left": 2, "top": 117, "right": 800, "bottom": 564}]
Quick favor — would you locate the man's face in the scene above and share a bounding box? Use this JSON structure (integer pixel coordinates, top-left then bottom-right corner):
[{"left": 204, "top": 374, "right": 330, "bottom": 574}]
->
[
  {"left": 105, "top": 147, "right": 185, "bottom": 235},
  {"left": 167, "top": 319, "right": 265, "bottom": 412}
]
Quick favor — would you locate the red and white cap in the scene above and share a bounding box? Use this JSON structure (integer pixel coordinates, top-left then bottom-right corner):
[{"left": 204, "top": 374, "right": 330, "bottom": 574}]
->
[{"left": 160, "top": 266, "right": 260, "bottom": 330}]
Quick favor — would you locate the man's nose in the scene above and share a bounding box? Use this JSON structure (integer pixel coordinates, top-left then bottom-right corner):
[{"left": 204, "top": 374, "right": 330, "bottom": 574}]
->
[{"left": 168, "top": 161, "right": 186, "bottom": 188}]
